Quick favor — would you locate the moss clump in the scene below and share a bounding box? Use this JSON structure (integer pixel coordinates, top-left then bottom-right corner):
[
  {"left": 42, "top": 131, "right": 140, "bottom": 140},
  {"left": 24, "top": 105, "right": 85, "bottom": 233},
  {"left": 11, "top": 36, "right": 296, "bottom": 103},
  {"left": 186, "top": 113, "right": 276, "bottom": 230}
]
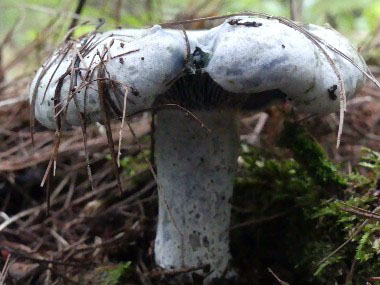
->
[
  {"left": 107, "top": 149, "right": 150, "bottom": 177},
  {"left": 232, "top": 122, "right": 380, "bottom": 284},
  {"left": 98, "top": 262, "right": 132, "bottom": 285},
  {"left": 279, "top": 120, "right": 347, "bottom": 189},
  {"left": 119, "top": 149, "right": 150, "bottom": 176}
]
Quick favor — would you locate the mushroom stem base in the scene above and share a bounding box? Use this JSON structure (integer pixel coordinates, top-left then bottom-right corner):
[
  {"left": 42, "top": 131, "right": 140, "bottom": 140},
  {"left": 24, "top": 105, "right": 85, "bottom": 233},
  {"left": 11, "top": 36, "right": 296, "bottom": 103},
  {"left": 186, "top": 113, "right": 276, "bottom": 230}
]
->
[{"left": 154, "top": 109, "right": 239, "bottom": 282}]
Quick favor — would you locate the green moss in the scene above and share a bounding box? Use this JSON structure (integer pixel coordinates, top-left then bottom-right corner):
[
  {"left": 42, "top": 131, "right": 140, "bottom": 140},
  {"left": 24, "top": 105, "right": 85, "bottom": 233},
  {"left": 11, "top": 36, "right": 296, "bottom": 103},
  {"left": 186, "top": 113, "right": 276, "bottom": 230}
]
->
[
  {"left": 232, "top": 121, "right": 380, "bottom": 284},
  {"left": 279, "top": 120, "right": 347, "bottom": 189},
  {"left": 107, "top": 149, "right": 150, "bottom": 177},
  {"left": 99, "top": 262, "right": 132, "bottom": 285}
]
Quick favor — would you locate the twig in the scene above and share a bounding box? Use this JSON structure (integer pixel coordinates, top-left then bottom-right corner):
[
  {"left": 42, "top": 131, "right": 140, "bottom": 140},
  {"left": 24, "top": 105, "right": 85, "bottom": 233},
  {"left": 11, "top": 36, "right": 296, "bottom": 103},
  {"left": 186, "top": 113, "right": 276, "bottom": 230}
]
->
[
  {"left": 341, "top": 202, "right": 380, "bottom": 221},
  {"left": 0, "top": 253, "right": 11, "bottom": 284},
  {"left": 268, "top": 267, "right": 290, "bottom": 285},
  {"left": 67, "top": 0, "right": 87, "bottom": 39},
  {"left": 289, "top": 0, "right": 303, "bottom": 22},
  {"left": 150, "top": 264, "right": 210, "bottom": 278},
  {"left": 0, "top": 95, "right": 28, "bottom": 108},
  {"left": 317, "top": 206, "right": 380, "bottom": 268},
  {"left": 97, "top": 63, "right": 122, "bottom": 194},
  {"left": 0, "top": 246, "right": 96, "bottom": 267},
  {"left": 117, "top": 87, "right": 129, "bottom": 167},
  {"left": 229, "top": 210, "right": 290, "bottom": 231},
  {"left": 124, "top": 103, "right": 212, "bottom": 133}
]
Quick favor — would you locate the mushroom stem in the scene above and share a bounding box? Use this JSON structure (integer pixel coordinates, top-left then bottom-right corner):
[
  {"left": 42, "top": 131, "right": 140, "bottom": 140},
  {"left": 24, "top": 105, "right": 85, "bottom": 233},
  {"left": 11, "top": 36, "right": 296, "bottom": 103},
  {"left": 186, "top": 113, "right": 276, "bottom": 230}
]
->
[{"left": 154, "top": 109, "right": 239, "bottom": 282}]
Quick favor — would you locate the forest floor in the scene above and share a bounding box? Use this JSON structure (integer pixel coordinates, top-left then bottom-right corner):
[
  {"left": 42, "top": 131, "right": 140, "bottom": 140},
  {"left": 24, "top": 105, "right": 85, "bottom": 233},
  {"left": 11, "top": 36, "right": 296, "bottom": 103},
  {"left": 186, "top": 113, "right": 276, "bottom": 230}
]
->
[{"left": 0, "top": 5, "right": 380, "bottom": 285}]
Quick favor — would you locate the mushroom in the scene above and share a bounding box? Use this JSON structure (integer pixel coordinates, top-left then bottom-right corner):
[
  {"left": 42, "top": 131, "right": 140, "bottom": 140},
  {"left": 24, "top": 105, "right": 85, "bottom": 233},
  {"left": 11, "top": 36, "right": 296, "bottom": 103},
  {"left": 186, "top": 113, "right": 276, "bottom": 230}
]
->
[{"left": 30, "top": 16, "right": 367, "bottom": 282}]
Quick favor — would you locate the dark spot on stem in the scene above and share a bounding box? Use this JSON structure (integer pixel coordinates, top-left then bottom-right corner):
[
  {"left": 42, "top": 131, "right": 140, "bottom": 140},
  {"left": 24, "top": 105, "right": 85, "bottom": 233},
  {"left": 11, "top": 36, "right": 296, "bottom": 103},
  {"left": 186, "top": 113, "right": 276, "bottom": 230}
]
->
[
  {"left": 328, "top": 84, "right": 338, "bottom": 101},
  {"left": 131, "top": 87, "right": 139, "bottom": 97},
  {"left": 203, "top": 236, "right": 210, "bottom": 247}
]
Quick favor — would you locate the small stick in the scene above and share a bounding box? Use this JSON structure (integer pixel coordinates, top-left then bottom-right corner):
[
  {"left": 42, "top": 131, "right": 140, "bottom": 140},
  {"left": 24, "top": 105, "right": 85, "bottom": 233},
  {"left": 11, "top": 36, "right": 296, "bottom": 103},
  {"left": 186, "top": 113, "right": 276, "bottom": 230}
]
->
[
  {"left": 97, "top": 63, "right": 122, "bottom": 194},
  {"left": 268, "top": 267, "right": 290, "bottom": 285},
  {"left": 0, "top": 253, "right": 11, "bottom": 284},
  {"left": 67, "top": 0, "right": 87, "bottom": 39},
  {"left": 117, "top": 86, "right": 129, "bottom": 167},
  {"left": 317, "top": 206, "right": 380, "bottom": 268}
]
